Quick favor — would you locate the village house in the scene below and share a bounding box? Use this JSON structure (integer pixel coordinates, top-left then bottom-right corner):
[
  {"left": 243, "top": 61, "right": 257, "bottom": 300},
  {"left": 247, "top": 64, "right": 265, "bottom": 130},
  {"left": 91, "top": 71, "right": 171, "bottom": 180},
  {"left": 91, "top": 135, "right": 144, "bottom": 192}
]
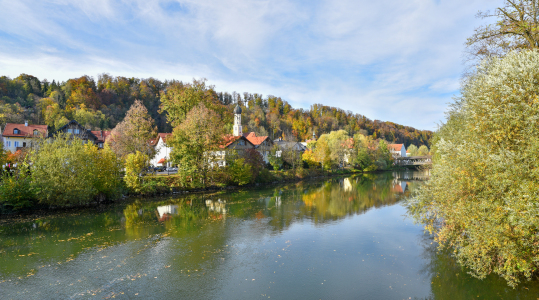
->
[
  {"left": 274, "top": 138, "right": 307, "bottom": 157},
  {"left": 2, "top": 121, "right": 48, "bottom": 152},
  {"left": 388, "top": 143, "right": 406, "bottom": 158},
  {"left": 50, "top": 120, "right": 113, "bottom": 149},
  {"left": 91, "top": 130, "right": 111, "bottom": 149},
  {"left": 150, "top": 133, "right": 173, "bottom": 168},
  {"left": 212, "top": 105, "right": 272, "bottom": 166}
]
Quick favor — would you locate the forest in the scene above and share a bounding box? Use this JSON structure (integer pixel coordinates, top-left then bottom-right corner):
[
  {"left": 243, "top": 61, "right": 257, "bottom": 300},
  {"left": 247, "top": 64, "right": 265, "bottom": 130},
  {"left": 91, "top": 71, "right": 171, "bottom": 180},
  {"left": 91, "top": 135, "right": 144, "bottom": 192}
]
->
[{"left": 0, "top": 73, "right": 432, "bottom": 147}]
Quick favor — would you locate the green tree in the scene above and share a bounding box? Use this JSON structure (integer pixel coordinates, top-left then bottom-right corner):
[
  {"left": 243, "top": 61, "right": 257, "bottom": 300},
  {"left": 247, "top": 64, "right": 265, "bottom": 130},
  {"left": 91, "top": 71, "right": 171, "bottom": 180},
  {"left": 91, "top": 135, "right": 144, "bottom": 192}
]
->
[
  {"left": 30, "top": 133, "right": 122, "bottom": 206},
  {"left": 0, "top": 160, "right": 35, "bottom": 210},
  {"left": 226, "top": 158, "right": 252, "bottom": 186},
  {"left": 407, "top": 144, "right": 418, "bottom": 156},
  {"left": 107, "top": 99, "right": 157, "bottom": 159},
  {"left": 268, "top": 144, "right": 284, "bottom": 170},
  {"left": 124, "top": 151, "right": 149, "bottom": 193},
  {"left": 160, "top": 79, "right": 228, "bottom": 127},
  {"left": 417, "top": 145, "right": 429, "bottom": 156},
  {"left": 169, "top": 103, "right": 226, "bottom": 187},
  {"left": 375, "top": 140, "right": 392, "bottom": 170},
  {"left": 408, "top": 50, "right": 539, "bottom": 287}
]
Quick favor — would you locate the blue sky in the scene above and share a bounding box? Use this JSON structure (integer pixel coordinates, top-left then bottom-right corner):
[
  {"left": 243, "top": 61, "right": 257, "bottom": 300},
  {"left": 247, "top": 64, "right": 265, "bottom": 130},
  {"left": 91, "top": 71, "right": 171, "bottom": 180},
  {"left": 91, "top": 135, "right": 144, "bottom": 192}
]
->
[{"left": 0, "top": 0, "right": 503, "bottom": 130}]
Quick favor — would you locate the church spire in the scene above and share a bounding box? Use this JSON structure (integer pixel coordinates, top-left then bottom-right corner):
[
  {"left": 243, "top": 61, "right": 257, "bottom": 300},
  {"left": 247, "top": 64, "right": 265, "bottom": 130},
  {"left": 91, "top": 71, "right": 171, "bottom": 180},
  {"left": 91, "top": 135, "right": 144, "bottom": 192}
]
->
[{"left": 233, "top": 105, "right": 243, "bottom": 136}]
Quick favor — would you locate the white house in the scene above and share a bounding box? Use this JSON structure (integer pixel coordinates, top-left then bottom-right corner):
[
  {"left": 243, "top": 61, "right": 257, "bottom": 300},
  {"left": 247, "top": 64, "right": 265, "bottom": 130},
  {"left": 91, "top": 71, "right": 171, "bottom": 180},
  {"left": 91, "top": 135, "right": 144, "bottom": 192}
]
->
[
  {"left": 150, "top": 133, "right": 173, "bottom": 168},
  {"left": 2, "top": 121, "right": 48, "bottom": 153},
  {"left": 388, "top": 144, "right": 406, "bottom": 158}
]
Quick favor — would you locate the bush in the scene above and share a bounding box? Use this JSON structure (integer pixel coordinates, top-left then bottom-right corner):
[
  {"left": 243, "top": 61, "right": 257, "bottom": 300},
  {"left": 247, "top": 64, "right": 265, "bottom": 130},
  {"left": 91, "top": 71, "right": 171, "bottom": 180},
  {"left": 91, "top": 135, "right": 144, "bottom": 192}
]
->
[
  {"left": 0, "top": 169, "right": 36, "bottom": 210},
  {"left": 31, "top": 134, "right": 122, "bottom": 206},
  {"left": 124, "top": 151, "right": 149, "bottom": 193},
  {"left": 409, "top": 50, "right": 539, "bottom": 287}
]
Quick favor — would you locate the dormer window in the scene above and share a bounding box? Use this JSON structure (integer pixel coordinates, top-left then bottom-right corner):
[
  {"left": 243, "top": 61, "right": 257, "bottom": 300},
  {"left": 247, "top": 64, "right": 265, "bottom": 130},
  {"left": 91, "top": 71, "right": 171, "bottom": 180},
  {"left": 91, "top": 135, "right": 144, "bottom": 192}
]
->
[
  {"left": 33, "top": 129, "right": 39, "bottom": 136},
  {"left": 13, "top": 128, "right": 20, "bottom": 134}
]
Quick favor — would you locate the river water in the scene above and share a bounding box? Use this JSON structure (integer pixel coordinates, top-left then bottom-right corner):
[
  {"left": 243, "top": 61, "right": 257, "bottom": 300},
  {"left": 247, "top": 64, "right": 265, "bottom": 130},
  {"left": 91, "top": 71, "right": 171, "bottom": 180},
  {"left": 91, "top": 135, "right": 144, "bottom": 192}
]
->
[{"left": 1, "top": 170, "right": 538, "bottom": 299}]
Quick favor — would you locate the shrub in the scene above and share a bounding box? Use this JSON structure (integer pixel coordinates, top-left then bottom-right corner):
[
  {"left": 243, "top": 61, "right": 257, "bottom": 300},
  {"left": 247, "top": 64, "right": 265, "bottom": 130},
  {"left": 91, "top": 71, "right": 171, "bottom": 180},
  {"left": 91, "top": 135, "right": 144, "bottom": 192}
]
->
[
  {"left": 124, "top": 151, "right": 149, "bottom": 193},
  {"left": 409, "top": 50, "right": 539, "bottom": 287},
  {"left": 0, "top": 168, "right": 36, "bottom": 210},
  {"left": 31, "top": 134, "right": 122, "bottom": 206}
]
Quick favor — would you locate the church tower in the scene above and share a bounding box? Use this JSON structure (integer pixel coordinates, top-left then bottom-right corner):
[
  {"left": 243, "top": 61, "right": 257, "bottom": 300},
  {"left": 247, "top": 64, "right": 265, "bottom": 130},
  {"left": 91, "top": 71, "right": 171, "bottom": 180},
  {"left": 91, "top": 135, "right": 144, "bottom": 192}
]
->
[{"left": 233, "top": 105, "right": 243, "bottom": 136}]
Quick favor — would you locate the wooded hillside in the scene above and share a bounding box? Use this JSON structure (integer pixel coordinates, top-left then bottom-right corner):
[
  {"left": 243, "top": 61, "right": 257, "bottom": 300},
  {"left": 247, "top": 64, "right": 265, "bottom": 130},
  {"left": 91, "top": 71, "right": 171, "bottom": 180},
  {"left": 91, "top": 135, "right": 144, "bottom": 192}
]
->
[{"left": 0, "top": 74, "right": 432, "bottom": 147}]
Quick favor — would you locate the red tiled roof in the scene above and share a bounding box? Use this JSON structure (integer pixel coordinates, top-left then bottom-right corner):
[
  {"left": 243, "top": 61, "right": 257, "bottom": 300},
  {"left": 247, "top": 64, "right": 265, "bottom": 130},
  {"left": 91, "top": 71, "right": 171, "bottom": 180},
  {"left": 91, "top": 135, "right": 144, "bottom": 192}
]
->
[
  {"left": 90, "top": 130, "right": 111, "bottom": 143},
  {"left": 243, "top": 132, "right": 269, "bottom": 146},
  {"left": 220, "top": 135, "right": 254, "bottom": 148},
  {"left": 2, "top": 123, "right": 48, "bottom": 138},
  {"left": 221, "top": 135, "right": 242, "bottom": 148},
  {"left": 158, "top": 133, "right": 172, "bottom": 143},
  {"left": 149, "top": 138, "right": 158, "bottom": 146},
  {"left": 388, "top": 144, "right": 404, "bottom": 151},
  {"left": 158, "top": 158, "right": 166, "bottom": 164}
]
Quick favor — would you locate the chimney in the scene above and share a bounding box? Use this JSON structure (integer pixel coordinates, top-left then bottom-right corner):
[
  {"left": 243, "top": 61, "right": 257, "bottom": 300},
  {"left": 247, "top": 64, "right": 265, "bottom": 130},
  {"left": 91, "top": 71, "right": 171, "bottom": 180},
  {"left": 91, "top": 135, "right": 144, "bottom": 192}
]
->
[{"left": 24, "top": 120, "right": 28, "bottom": 127}]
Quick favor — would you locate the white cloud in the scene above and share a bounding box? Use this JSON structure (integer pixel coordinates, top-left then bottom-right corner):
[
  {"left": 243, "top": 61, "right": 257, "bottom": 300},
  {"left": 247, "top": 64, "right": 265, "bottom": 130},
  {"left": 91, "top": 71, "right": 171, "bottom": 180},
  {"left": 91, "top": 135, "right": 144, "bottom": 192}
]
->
[{"left": 0, "top": 0, "right": 506, "bottom": 130}]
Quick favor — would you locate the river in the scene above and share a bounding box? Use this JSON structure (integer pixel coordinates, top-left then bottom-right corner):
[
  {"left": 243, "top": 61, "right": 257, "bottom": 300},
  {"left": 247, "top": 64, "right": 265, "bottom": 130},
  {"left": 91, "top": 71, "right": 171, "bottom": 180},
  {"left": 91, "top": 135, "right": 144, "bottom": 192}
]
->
[{"left": 1, "top": 170, "right": 538, "bottom": 299}]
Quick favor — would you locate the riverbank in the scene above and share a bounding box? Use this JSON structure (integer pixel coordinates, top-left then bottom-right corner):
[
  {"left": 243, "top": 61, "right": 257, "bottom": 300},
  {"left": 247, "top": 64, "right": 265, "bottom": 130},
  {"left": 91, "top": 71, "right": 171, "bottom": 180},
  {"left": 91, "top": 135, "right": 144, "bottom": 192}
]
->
[{"left": 0, "top": 166, "right": 407, "bottom": 216}]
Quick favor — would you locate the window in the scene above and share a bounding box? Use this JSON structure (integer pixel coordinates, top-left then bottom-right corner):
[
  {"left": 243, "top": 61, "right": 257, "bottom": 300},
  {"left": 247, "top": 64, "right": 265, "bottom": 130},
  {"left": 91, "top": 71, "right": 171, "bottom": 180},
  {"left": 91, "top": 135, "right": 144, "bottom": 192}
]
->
[
  {"left": 33, "top": 129, "right": 39, "bottom": 136},
  {"left": 67, "top": 129, "right": 73, "bottom": 134},
  {"left": 6, "top": 141, "right": 11, "bottom": 147},
  {"left": 238, "top": 140, "right": 245, "bottom": 146},
  {"left": 98, "top": 143, "right": 103, "bottom": 148},
  {"left": 23, "top": 142, "right": 26, "bottom": 147},
  {"left": 74, "top": 129, "right": 80, "bottom": 134},
  {"left": 13, "top": 128, "right": 19, "bottom": 134},
  {"left": 14, "top": 141, "right": 19, "bottom": 148}
]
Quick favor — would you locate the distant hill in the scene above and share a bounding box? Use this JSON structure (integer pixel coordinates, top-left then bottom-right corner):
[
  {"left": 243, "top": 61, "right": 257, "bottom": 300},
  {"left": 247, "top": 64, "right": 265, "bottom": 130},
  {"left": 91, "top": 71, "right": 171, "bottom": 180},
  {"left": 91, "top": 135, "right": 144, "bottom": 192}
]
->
[{"left": 0, "top": 74, "right": 432, "bottom": 147}]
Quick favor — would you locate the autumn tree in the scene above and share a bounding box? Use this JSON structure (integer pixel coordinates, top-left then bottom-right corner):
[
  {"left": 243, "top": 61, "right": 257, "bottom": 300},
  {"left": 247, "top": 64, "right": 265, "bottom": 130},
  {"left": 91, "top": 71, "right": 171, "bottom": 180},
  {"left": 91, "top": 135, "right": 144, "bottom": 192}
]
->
[
  {"left": 124, "top": 151, "right": 149, "bottom": 193},
  {"left": 107, "top": 99, "right": 157, "bottom": 159},
  {"left": 417, "top": 145, "right": 429, "bottom": 156},
  {"left": 160, "top": 79, "right": 229, "bottom": 127},
  {"left": 408, "top": 51, "right": 539, "bottom": 287},
  {"left": 30, "top": 133, "right": 122, "bottom": 206},
  {"left": 169, "top": 103, "right": 226, "bottom": 187},
  {"left": 467, "top": 0, "right": 539, "bottom": 62},
  {"left": 407, "top": 144, "right": 419, "bottom": 156}
]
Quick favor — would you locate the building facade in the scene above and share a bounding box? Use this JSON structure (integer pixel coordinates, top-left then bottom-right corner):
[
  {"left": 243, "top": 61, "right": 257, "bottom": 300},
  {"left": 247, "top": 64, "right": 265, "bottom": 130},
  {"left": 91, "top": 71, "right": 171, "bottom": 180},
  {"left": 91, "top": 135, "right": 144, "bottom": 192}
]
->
[{"left": 2, "top": 121, "right": 48, "bottom": 152}]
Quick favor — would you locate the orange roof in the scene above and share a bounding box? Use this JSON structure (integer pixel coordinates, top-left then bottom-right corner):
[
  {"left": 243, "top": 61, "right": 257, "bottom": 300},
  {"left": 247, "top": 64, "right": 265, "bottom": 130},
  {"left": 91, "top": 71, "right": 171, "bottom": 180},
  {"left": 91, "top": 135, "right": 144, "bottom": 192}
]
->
[
  {"left": 221, "top": 135, "right": 242, "bottom": 148},
  {"left": 243, "top": 132, "right": 269, "bottom": 146},
  {"left": 388, "top": 144, "right": 404, "bottom": 151},
  {"left": 90, "top": 130, "right": 111, "bottom": 143},
  {"left": 158, "top": 158, "right": 166, "bottom": 164},
  {"left": 158, "top": 133, "right": 172, "bottom": 143},
  {"left": 2, "top": 123, "right": 48, "bottom": 138},
  {"left": 149, "top": 138, "right": 158, "bottom": 146},
  {"left": 220, "top": 135, "right": 254, "bottom": 148}
]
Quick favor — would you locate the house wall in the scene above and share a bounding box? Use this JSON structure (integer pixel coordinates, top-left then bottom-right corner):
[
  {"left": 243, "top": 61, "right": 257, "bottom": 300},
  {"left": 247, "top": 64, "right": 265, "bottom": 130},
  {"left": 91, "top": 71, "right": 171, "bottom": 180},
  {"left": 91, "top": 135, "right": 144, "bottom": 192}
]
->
[
  {"left": 3, "top": 136, "right": 36, "bottom": 152},
  {"left": 150, "top": 138, "right": 173, "bottom": 168},
  {"left": 256, "top": 140, "right": 273, "bottom": 163}
]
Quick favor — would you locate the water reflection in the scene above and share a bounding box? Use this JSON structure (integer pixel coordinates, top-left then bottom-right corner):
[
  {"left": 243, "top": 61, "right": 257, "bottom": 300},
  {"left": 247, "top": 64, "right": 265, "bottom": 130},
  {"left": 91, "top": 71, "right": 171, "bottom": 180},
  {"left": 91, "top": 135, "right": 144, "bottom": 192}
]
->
[
  {"left": 4, "top": 171, "right": 538, "bottom": 299},
  {"left": 0, "top": 172, "right": 420, "bottom": 279}
]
